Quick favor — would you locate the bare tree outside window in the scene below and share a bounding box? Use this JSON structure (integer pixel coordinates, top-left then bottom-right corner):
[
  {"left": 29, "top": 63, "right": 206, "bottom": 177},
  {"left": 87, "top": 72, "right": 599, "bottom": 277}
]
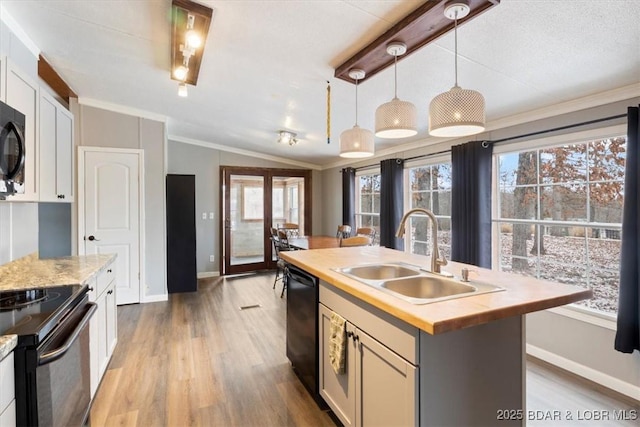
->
[{"left": 496, "top": 137, "right": 626, "bottom": 314}]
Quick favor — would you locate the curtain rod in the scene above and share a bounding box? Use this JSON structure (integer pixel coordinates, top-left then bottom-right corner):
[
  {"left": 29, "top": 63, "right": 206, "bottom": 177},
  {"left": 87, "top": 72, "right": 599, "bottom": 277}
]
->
[{"left": 341, "top": 112, "right": 627, "bottom": 172}]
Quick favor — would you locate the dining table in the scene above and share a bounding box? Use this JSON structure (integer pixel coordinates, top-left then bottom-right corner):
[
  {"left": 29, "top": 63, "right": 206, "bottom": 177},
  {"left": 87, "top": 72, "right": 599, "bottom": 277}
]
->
[{"left": 287, "top": 235, "right": 342, "bottom": 250}]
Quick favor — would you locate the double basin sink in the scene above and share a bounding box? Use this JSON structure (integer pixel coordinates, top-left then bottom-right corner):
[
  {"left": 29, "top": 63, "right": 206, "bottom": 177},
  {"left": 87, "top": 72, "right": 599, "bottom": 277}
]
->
[{"left": 334, "top": 263, "right": 504, "bottom": 305}]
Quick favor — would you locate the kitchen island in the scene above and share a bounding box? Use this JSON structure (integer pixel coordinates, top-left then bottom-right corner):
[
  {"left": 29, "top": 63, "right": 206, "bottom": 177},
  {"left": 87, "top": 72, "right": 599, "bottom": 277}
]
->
[{"left": 280, "top": 246, "right": 592, "bottom": 427}]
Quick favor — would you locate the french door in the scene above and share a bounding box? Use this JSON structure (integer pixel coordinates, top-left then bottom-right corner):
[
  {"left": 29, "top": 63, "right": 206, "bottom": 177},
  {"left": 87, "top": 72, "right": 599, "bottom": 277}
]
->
[{"left": 221, "top": 167, "right": 311, "bottom": 275}]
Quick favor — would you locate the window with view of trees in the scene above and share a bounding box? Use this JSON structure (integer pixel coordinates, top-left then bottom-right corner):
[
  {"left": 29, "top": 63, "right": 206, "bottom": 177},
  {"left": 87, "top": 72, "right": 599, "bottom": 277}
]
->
[
  {"left": 406, "top": 163, "right": 452, "bottom": 259},
  {"left": 356, "top": 172, "right": 380, "bottom": 242},
  {"left": 495, "top": 136, "right": 626, "bottom": 315}
]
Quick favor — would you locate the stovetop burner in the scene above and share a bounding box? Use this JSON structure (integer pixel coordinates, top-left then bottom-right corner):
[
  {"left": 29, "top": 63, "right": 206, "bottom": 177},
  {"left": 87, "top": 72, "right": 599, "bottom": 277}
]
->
[{"left": 0, "top": 289, "right": 59, "bottom": 311}]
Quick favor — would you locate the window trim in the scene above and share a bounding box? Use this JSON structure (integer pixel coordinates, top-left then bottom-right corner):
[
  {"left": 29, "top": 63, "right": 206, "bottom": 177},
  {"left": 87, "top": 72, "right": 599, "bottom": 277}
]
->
[
  {"left": 491, "top": 123, "right": 626, "bottom": 323},
  {"left": 355, "top": 168, "right": 381, "bottom": 231}
]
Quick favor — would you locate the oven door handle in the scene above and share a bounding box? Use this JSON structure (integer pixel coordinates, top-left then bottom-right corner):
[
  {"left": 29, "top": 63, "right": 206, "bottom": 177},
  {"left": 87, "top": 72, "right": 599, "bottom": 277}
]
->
[{"left": 38, "top": 302, "right": 97, "bottom": 366}]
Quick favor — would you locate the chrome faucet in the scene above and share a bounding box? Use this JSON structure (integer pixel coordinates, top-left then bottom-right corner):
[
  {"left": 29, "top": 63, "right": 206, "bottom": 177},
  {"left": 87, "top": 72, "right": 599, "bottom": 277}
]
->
[{"left": 396, "top": 208, "right": 448, "bottom": 273}]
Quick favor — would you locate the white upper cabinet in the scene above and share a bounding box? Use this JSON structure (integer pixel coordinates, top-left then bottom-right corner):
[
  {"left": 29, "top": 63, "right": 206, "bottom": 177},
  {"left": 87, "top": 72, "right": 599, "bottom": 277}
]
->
[
  {"left": 39, "top": 90, "right": 73, "bottom": 202},
  {"left": 3, "top": 57, "right": 39, "bottom": 202}
]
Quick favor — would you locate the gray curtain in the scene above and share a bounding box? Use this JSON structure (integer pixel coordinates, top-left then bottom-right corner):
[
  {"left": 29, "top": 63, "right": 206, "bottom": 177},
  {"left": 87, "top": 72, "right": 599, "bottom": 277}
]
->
[
  {"left": 341, "top": 167, "right": 356, "bottom": 229},
  {"left": 615, "top": 105, "right": 639, "bottom": 354},
  {"left": 380, "top": 159, "right": 404, "bottom": 249},
  {"left": 451, "top": 141, "right": 492, "bottom": 268}
]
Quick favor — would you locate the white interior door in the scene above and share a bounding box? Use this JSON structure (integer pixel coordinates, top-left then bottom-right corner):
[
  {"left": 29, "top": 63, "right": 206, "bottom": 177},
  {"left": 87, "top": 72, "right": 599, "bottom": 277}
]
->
[{"left": 81, "top": 149, "right": 141, "bottom": 304}]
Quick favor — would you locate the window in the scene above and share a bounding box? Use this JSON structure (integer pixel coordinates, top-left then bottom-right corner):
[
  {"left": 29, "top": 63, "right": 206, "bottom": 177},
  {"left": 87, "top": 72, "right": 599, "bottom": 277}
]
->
[
  {"left": 355, "top": 171, "right": 380, "bottom": 241},
  {"left": 405, "top": 162, "right": 452, "bottom": 259},
  {"left": 494, "top": 135, "right": 626, "bottom": 315}
]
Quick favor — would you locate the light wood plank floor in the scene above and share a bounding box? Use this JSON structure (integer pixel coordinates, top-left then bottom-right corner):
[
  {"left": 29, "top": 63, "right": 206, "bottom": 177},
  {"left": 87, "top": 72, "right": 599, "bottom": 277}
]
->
[{"left": 91, "top": 273, "right": 638, "bottom": 427}]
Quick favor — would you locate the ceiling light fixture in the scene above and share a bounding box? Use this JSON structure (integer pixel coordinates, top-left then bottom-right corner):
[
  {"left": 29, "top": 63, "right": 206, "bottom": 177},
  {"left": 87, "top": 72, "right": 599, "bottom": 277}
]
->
[
  {"left": 340, "top": 69, "right": 374, "bottom": 158},
  {"left": 375, "top": 42, "right": 417, "bottom": 139},
  {"left": 428, "top": 0, "right": 485, "bottom": 137},
  {"left": 277, "top": 130, "right": 298, "bottom": 146},
  {"left": 178, "top": 82, "right": 188, "bottom": 97},
  {"left": 171, "top": 0, "right": 213, "bottom": 95}
]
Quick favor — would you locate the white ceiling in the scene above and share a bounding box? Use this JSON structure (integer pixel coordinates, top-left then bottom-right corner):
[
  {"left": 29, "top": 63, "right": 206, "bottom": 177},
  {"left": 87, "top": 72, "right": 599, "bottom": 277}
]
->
[{"left": 2, "top": 0, "right": 639, "bottom": 168}]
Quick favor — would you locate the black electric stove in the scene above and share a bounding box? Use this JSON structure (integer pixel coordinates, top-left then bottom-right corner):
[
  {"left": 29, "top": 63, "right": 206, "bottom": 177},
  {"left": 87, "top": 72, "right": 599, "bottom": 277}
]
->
[{"left": 0, "top": 284, "right": 95, "bottom": 427}]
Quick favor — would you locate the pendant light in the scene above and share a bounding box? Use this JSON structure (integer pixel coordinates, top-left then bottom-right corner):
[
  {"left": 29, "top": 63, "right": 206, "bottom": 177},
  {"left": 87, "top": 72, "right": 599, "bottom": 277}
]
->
[
  {"left": 375, "top": 42, "right": 417, "bottom": 139},
  {"left": 428, "top": 0, "right": 485, "bottom": 137},
  {"left": 340, "top": 69, "right": 374, "bottom": 158}
]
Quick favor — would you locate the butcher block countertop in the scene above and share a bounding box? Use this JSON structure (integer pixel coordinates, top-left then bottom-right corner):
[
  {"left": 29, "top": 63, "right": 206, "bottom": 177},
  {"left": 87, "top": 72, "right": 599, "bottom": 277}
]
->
[
  {"left": 280, "top": 246, "right": 592, "bottom": 335},
  {"left": 0, "top": 253, "right": 116, "bottom": 292}
]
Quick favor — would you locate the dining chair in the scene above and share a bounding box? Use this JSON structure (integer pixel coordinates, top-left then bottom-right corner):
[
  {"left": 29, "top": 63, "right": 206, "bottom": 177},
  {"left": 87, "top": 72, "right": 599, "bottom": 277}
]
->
[
  {"left": 339, "top": 235, "right": 372, "bottom": 247},
  {"left": 356, "top": 227, "right": 376, "bottom": 244},
  {"left": 280, "top": 223, "right": 300, "bottom": 238},
  {"left": 272, "top": 230, "right": 292, "bottom": 294},
  {"left": 336, "top": 224, "right": 352, "bottom": 239}
]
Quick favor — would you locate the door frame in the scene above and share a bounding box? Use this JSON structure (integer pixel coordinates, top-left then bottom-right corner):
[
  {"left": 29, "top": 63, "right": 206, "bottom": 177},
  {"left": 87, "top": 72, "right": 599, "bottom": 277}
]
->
[
  {"left": 77, "top": 146, "right": 145, "bottom": 304},
  {"left": 220, "top": 166, "right": 312, "bottom": 275}
]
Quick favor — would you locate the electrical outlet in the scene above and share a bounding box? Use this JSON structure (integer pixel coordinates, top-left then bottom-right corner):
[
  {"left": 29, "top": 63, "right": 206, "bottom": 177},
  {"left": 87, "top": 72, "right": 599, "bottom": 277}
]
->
[
  {"left": 209, "top": 255, "right": 215, "bottom": 262},
  {"left": 209, "top": 212, "right": 214, "bottom": 219},
  {"left": 202, "top": 212, "right": 207, "bottom": 220}
]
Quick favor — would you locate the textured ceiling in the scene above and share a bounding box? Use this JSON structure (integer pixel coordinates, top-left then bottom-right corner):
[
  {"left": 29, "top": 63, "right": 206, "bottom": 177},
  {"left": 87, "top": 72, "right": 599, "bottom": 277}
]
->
[{"left": 2, "top": 0, "right": 639, "bottom": 167}]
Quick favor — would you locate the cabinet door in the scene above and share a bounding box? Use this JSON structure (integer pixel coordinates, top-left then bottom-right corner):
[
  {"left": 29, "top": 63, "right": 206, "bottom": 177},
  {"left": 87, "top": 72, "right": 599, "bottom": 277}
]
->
[
  {"left": 319, "top": 303, "right": 356, "bottom": 427},
  {"left": 0, "top": 399, "right": 16, "bottom": 427},
  {"left": 38, "top": 91, "right": 73, "bottom": 202},
  {"left": 55, "top": 107, "right": 73, "bottom": 201},
  {"left": 39, "top": 92, "right": 57, "bottom": 201},
  {"left": 4, "top": 59, "right": 38, "bottom": 201},
  {"left": 356, "top": 328, "right": 418, "bottom": 427},
  {"left": 96, "top": 290, "right": 109, "bottom": 378}
]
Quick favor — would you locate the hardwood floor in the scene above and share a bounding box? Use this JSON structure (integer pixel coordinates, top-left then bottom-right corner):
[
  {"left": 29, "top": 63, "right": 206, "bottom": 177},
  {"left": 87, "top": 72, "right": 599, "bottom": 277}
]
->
[{"left": 91, "top": 273, "right": 638, "bottom": 427}]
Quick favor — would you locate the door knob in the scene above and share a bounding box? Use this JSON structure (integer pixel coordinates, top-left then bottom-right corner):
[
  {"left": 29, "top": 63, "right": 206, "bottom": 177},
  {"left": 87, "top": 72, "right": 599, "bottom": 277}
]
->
[{"left": 87, "top": 235, "right": 100, "bottom": 241}]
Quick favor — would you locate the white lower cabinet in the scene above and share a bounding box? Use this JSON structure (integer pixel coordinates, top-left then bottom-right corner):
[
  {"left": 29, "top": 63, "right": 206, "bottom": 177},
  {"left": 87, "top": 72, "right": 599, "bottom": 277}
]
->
[
  {"left": 0, "top": 352, "right": 16, "bottom": 427},
  {"left": 319, "top": 294, "right": 418, "bottom": 427},
  {"left": 89, "top": 263, "right": 117, "bottom": 399}
]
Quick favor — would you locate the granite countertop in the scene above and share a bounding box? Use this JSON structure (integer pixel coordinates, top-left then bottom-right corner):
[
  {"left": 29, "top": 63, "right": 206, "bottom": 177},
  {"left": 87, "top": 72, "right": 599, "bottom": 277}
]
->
[
  {"left": 0, "top": 253, "right": 116, "bottom": 292},
  {"left": 0, "top": 335, "right": 17, "bottom": 360},
  {"left": 280, "top": 246, "right": 592, "bottom": 335}
]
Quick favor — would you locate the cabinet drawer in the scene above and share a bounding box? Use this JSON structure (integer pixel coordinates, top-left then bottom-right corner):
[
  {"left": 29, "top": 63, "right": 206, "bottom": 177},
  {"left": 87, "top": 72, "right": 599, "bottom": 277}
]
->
[
  {"left": 0, "top": 352, "right": 15, "bottom": 415},
  {"left": 320, "top": 281, "right": 419, "bottom": 364},
  {"left": 96, "top": 264, "right": 115, "bottom": 295}
]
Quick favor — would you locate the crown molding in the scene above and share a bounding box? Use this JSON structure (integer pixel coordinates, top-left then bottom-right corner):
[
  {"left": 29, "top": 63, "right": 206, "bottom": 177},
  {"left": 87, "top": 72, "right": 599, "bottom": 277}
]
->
[
  {"left": 320, "top": 84, "right": 640, "bottom": 170},
  {"left": 78, "top": 97, "right": 168, "bottom": 123},
  {"left": 0, "top": 5, "right": 40, "bottom": 58},
  {"left": 169, "top": 135, "right": 323, "bottom": 171}
]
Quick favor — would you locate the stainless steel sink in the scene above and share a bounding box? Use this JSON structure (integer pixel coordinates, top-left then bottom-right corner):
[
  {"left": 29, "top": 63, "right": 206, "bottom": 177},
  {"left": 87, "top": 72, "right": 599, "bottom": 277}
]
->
[
  {"left": 333, "top": 262, "right": 504, "bottom": 305},
  {"left": 381, "top": 276, "right": 476, "bottom": 299},
  {"left": 337, "top": 264, "right": 421, "bottom": 280}
]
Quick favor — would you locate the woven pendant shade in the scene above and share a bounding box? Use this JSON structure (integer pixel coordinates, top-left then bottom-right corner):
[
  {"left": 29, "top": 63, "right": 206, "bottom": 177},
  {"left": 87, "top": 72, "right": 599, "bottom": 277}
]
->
[
  {"left": 375, "top": 97, "right": 417, "bottom": 138},
  {"left": 429, "top": 85, "right": 485, "bottom": 137},
  {"left": 340, "top": 125, "right": 374, "bottom": 158}
]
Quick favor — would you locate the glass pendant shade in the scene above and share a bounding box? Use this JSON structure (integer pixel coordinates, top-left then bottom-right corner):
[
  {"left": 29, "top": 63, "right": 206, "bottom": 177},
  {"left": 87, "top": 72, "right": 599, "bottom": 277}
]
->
[
  {"left": 428, "top": 85, "right": 485, "bottom": 137},
  {"left": 339, "top": 125, "right": 374, "bottom": 158},
  {"left": 375, "top": 97, "right": 418, "bottom": 138}
]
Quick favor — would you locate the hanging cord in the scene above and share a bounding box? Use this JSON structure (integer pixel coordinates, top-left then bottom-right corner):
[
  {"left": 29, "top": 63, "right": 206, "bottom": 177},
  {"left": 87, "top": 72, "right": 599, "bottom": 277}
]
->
[
  {"left": 394, "top": 54, "right": 398, "bottom": 98},
  {"left": 326, "top": 80, "right": 331, "bottom": 144},
  {"left": 354, "top": 77, "right": 359, "bottom": 125},
  {"left": 453, "top": 12, "right": 459, "bottom": 87}
]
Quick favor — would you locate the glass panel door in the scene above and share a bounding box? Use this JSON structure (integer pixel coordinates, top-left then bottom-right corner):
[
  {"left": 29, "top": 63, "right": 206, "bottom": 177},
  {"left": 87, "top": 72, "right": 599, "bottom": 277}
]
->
[{"left": 224, "top": 172, "right": 267, "bottom": 274}]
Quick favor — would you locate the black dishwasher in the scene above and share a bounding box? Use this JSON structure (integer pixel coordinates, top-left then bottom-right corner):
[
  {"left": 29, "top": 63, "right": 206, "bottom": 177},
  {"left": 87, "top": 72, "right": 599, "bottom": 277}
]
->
[{"left": 286, "top": 264, "right": 325, "bottom": 406}]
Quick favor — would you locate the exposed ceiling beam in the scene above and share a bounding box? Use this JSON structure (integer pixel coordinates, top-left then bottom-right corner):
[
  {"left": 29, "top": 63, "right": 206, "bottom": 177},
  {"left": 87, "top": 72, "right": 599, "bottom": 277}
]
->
[
  {"left": 38, "top": 54, "right": 77, "bottom": 103},
  {"left": 334, "top": 0, "right": 500, "bottom": 84}
]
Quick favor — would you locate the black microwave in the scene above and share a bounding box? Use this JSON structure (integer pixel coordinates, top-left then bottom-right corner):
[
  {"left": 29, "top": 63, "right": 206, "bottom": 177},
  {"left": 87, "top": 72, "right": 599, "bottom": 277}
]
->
[{"left": 0, "top": 100, "right": 26, "bottom": 200}]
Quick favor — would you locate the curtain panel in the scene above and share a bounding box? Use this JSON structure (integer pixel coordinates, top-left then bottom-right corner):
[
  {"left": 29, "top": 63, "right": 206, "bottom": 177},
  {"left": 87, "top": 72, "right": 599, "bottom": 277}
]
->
[
  {"left": 380, "top": 159, "right": 404, "bottom": 250},
  {"left": 451, "top": 141, "right": 492, "bottom": 268},
  {"left": 341, "top": 167, "right": 356, "bottom": 229},
  {"left": 615, "top": 105, "right": 640, "bottom": 354}
]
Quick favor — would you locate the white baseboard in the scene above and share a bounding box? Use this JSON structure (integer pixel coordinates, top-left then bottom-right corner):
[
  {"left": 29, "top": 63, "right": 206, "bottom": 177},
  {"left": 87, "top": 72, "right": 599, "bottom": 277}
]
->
[
  {"left": 142, "top": 294, "right": 169, "bottom": 303},
  {"left": 197, "top": 271, "right": 220, "bottom": 279},
  {"left": 526, "top": 344, "right": 640, "bottom": 401}
]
